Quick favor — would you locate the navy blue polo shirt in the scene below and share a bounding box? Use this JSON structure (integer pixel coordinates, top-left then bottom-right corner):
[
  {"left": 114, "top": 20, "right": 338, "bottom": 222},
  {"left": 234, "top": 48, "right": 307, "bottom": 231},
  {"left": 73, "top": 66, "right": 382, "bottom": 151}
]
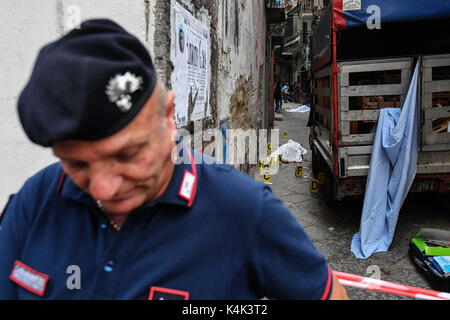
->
[{"left": 0, "top": 149, "right": 332, "bottom": 300}]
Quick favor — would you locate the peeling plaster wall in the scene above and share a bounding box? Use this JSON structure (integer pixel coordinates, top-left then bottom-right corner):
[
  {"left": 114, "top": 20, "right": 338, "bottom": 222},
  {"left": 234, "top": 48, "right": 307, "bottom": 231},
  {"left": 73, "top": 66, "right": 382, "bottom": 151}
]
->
[
  {"left": 158, "top": 0, "right": 269, "bottom": 174},
  {"left": 216, "top": 0, "right": 268, "bottom": 175},
  {"left": 217, "top": 0, "right": 267, "bottom": 131}
]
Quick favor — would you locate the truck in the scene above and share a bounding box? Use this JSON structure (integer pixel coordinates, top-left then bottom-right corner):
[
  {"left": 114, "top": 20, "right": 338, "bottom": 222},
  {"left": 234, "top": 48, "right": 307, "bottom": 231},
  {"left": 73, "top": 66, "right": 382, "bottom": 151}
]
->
[{"left": 309, "top": 0, "right": 450, "bottom": 202}]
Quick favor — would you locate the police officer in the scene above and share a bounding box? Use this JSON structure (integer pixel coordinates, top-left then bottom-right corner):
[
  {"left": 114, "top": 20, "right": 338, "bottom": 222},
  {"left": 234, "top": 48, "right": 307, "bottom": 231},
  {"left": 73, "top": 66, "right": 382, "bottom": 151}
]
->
[{"left": 0, "top": 19, "right": 348, "bottom": 300}]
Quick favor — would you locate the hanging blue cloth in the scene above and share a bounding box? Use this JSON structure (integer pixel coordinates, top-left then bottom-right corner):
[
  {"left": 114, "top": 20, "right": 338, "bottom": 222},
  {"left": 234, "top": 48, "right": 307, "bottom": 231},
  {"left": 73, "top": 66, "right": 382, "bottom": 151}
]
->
[{"left": 351, "top": 63, "right": 420, "bottom": 259}]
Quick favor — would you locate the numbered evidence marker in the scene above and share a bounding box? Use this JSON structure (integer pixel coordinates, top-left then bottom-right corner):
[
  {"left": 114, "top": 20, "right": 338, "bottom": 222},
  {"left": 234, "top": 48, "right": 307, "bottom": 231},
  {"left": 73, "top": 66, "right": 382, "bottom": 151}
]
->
[
  {"left": 259, "top": 158, "right": 270, "bottom": 171},
  {"left": 267, "top": 143, "right": 272, "bottom": 152},
  {"left": 263, "top": 172, "right": 271, "bottom": 184},
  {"left": 268, "top": 156, "right": 275, "bottom": 167},
  {"left": 310, "top": 179, "right": 320, "bottom": 193},
  {"left": 318, "top": 172, "right": 326, "bottom": 185},
  {"left": 278, "top": 154, "right": 284, "bottom": 165},
  {"left": 258, "top": 159, "right": 263, "bottom": 170},
  {"left": 295, "top": 166, "right": 303, "bottom": 178},
  {"left": 260, "top": 162, "right": 270, "bottom": 176},
  {"left": 283, "top": 131, "right": 288, "bottom": 138}
]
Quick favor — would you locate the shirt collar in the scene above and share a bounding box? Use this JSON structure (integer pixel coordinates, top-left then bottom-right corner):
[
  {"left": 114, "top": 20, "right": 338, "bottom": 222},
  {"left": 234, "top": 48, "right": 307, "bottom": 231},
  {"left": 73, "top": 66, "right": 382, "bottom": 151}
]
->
[
  {"left": 151, "top": 143, "right": 198, "bottom": 208},
  {"left": 59, "top": 141, "right": 199, "bottom": 210}
]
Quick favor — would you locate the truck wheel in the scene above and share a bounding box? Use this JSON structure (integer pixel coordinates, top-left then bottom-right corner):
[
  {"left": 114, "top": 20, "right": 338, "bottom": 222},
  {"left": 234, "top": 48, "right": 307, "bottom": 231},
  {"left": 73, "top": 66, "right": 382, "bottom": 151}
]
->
[
  {"left": 311, "top": 147, "right": 319, "bottom": 178},
  {"left": 324, "top": 170, "right": 338, "bottom": 206}
]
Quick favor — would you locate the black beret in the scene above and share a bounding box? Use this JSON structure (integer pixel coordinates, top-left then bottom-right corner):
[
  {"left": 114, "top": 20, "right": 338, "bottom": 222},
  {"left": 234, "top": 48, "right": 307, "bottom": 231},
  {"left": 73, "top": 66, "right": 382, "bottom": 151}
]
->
[{"left": 18, "top": 19, "right": 157, "bottom": 147}]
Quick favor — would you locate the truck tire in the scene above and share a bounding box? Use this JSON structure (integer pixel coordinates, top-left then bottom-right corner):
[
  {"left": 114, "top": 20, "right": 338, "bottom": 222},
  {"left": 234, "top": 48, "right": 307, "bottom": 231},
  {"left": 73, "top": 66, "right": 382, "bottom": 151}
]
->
[
  {"left": 324, "top": 169, "right": 338, "bottom": 206},
  {"left": 311, "top": 146, "right": 320, "bottom": 178}
]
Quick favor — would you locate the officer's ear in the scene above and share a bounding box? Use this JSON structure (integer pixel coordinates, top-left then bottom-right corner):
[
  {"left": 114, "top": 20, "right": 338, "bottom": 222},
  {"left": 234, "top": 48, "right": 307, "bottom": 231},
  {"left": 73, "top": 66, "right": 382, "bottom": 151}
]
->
[
  {"left": 165, "top": 90, "right": 175, "bottom": 120},
  {"left": 162, "top": 90, "right": 176, "bottom": 137}
]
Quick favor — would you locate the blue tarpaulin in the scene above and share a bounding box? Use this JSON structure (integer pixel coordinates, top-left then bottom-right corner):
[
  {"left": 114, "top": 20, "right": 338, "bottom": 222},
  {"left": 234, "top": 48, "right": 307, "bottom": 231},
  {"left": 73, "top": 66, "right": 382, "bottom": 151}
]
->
[
  {"left": 334, "top": 0, "right": 450, "bottom": 30},
  {"left": 351, "top": 63, "right": 420, "bottom": 259}
]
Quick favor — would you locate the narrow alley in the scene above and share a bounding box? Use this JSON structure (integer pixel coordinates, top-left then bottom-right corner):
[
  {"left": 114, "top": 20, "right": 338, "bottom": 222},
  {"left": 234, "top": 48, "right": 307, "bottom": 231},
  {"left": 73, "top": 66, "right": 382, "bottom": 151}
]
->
[{"left": 269, "top": 103, "right": 450, "bottom": 300}]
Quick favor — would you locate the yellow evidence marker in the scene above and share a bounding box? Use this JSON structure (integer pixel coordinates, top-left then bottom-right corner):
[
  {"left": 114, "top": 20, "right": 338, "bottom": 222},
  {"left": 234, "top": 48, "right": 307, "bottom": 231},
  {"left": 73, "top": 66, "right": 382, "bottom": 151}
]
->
[
  {"left": 278, "top": 154, "right": 284, "bottom": 164},
  {"left": 318, "top": 172, "right": 326, "bottom": 185},
  {"left": 263, "top": 172, "right": 271, "bottom": 184},
  {"left": 283, "top": 131, "right": 288, "bottom": 138},
  {"left": 295, "top": 166, "right": 303, "bottom": 178},
  {"left": 310, "top": 180, "right": 320, "bottom": 193},
  {"left": 258, "top": 159, "right": 263, "bottom": 170},
  {"left": 267, "top": 143, "right": 272, "bottom": 152}
]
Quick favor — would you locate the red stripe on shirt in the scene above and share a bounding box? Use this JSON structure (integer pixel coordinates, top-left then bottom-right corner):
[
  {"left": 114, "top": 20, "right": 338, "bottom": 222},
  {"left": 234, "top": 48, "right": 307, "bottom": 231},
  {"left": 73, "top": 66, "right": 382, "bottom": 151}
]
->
[{"left": 320, "top": 265, "right": 333, "bottom": 300}]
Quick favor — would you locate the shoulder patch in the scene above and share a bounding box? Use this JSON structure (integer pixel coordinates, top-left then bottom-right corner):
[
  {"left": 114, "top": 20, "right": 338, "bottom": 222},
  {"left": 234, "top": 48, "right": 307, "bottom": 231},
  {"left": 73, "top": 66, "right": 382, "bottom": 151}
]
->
[
  {"left": 10, "top": 261, "right": 49, "bottom": 296},
  {"left": 148, "top": 286, "right": 189, "bottom": 300}
]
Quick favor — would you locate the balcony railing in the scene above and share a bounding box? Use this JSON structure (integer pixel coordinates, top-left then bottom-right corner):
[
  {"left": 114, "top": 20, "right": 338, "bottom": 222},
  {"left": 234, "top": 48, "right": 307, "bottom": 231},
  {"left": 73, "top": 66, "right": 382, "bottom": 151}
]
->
[{"left": 284, "top": 31, "right": 310, "bottom": 48}]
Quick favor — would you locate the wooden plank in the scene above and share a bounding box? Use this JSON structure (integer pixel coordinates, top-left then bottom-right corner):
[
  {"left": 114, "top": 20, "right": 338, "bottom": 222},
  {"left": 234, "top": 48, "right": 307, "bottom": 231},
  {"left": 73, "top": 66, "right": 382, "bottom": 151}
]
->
[
  {"left": 314, "top": 87, "right": 330, "bottom": 97},
  {"left": 341, "top": 110, "right": 380, "bottom": 121},
  {"left": 340, "top": 61, "right": 410, "bottom": 74},
  {"left": 423, "top": 92, "right": 433, "bottom": 109},
  {"left": 342, "top": 145, "right": 373, "bottom": 156},
  {"left": 316, "top": 95, "right": 332, "bottom": 108},
  {"left": 416, "top": 162, "right": 450, "bottom": 174},
  {"left": 418, "top": 150, "right": 450, "bottom": 162},
  {"left": 424, "top": 130, "right": 450, "bottom": 144},
  {"left": 340, "top": 121, "right": 350, "bottom": 136},
  {"left": 423, "top": 120, "right": 433, "bottom": 136},
  {"left": 422, "top": 120, "right": 433, "bottom": 134},
  {"left": 423, "top": 55, "right": 450, "bottom": 68},
  {"left": 315, "top": 104, "right": 332, "bottom": 118},
  {"left": 339, "top": 57, "right": 410, "bottom": 67},
  {"left": 340, "top": 96, "right": 349, "bottom": 112},
  {"left": 340, "top": 72, "right": 349, "bottom": 87},
  {"left": 424, "top": 106, "right": 450, "bottom": 120},
  {"left": 341, "top": 84, "right": 405, "bottom": 97},
  {"left": 401, "top": 69, "right": 412, "bottom": 84},
  {"left": 425, "top": 80, "right": 450, "bottom": 93},
  {"left": 422, "top": 143, "right": 450, "bottom": 152},
  {"left": 423, "top": 68, "right": 433, "bottom": 83},
  {"left": 341, "top": 133, "right": 375, "bottom": 145},
  {"left": 314, "top": 65, "right": 331, "bottom": 79}
]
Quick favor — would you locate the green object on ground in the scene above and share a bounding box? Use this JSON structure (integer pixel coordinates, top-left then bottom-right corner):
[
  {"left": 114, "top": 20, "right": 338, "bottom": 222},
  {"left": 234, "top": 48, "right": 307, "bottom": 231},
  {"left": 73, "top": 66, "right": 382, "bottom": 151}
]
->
[{"left": 412, "top": 236, "right": 450, "bottom": 257}]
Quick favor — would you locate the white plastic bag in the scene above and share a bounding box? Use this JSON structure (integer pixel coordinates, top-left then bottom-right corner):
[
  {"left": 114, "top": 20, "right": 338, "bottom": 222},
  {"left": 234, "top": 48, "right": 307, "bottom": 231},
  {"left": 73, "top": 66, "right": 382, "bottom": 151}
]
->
[{"left": 271, "top": 139, "right": 307, "bottom": 163}]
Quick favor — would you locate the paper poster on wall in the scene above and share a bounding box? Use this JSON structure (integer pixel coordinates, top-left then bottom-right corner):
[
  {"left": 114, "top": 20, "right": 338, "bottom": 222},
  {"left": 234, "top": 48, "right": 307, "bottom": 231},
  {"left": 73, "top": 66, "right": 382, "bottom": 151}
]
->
[{"left": 171, "top": 0, "right": 211, "bottom": 128}]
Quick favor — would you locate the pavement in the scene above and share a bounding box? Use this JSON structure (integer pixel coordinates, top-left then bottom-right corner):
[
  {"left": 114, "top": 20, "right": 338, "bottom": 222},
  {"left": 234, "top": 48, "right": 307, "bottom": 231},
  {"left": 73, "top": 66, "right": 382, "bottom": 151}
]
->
[{"left": 263, "top": 102, "right": 450, "bottom": 300}]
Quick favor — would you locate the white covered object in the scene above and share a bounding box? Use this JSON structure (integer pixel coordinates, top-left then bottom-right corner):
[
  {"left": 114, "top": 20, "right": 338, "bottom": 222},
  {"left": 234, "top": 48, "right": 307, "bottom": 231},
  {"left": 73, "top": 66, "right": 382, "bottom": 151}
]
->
[
  {"left": 286, "top": 105, "right": 310, "bottom": 113},
  {"left": 271, "top": 139, "right": 307, "bottom": 163}
]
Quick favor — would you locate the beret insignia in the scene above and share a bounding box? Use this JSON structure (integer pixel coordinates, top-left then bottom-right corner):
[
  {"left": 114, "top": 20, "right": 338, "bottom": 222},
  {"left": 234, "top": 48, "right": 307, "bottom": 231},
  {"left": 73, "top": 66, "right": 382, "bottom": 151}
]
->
[{"left": 105, "top": 71, "right": 144, "bottom": 112}]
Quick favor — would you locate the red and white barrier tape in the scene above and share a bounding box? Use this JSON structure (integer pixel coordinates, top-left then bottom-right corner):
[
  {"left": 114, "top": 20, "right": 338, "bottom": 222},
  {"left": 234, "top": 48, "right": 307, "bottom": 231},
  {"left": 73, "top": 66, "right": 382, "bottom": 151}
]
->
[{"left": 334, "top": 271, "right": 450, "bottom": 300}]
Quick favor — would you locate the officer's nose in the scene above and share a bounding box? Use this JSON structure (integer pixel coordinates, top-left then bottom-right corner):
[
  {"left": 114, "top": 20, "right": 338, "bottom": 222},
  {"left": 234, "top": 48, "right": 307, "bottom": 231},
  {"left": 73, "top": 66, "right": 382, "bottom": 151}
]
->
[{"left": 88, "top": 168, "right": 123, "bottom": 201}]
